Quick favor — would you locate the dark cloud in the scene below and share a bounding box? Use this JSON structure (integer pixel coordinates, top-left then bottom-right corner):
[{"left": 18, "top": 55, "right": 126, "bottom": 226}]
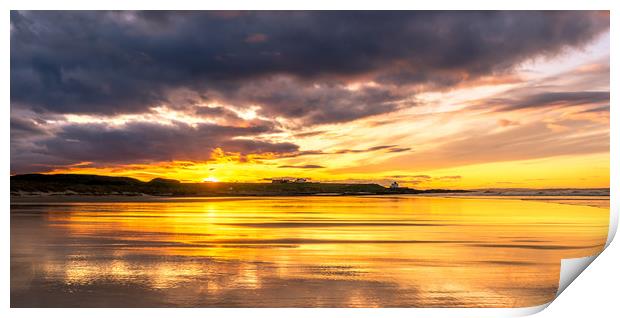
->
[
  {"left": 278, "top": 164, "right": 325, "bottom": 169},
  {"left": 387, "top": 147, "right": 412, "bottom": 153},
  {"left": 333, "top": 145, "right": 395, "bottom": 154},
  {"left": 10, "top": 117, "right": 48, "bottom": 137},
  {"left": 579, "top": 105, "right": 609, "bottom": 113},
  {"left": 192, "top": 105, "right": 254, "bottom": 125},
  {"left": 11, "top": 121, "right": 298, "bottom": 173},
  {"left": 389, "top": 175, "right": 432, "bottom": 180},
  {"left": 211, "top": 78, "right": 409, "bottom": 125},
  {"left": 462, "top": 59, "right": 610, "bottom": 114},
  {"left": 274, "top": 144, "right": 411, "bottom": 159},
  {"left": 11, "top": 11, "right": 609, "bottom": 122},
  {"left": 499, "top": 91, "right": 610, "bottom": 111},
  {"left": 10, "top": 11, "right": 610, "bottom": 172},
  {"left": 244, "top": 33, "right": 268, "bottom": 43},
  {"left": 367, "top": 145, "right": 394, "bottom": 151},
  {"left": 437, "top": 175, "right": 462, "bottom": 180},
  {"left": 293, "top": 130, "right": 327, "bottom": 138}
]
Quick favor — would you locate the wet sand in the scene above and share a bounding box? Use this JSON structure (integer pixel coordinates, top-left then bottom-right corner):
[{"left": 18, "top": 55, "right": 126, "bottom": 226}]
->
[{"left": 11, "top": 196, "right": 609, "bottom": 307}]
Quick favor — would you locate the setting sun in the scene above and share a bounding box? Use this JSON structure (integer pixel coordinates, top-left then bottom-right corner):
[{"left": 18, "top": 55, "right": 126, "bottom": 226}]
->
[{"left": 202, "top": 176, "right": 219, "bottom": 183}]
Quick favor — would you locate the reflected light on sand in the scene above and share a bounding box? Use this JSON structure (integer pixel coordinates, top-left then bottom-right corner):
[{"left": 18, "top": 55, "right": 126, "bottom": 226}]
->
[{"left": 11, "top": 196, "right": 608, "bottom": 307}]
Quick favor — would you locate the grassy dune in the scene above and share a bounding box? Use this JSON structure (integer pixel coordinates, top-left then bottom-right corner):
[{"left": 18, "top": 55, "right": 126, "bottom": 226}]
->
[{"left": 10, "top": 174, "right": 434, "bottom": 196}]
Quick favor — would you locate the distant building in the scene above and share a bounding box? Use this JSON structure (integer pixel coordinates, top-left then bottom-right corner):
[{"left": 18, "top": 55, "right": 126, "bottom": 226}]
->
[
  {"left": 390, "top": 181, "right": 399, "bottom": 189},
  {"left": 272, "top": 179, "right": 290, "bottom": 184},
  {"left": 294, "top": 178, "right": 307, "bottom": 183}
]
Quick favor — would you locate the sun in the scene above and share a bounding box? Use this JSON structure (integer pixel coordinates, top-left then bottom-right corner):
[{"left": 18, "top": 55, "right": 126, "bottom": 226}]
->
[{"left": 202, "top": 176, "right": 219, "bottom": 183}]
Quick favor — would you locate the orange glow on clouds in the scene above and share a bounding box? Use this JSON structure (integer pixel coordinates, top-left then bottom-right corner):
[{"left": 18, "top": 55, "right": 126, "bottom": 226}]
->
[{"left": 42, "top": 40, "right": 610, "bottom": 190}]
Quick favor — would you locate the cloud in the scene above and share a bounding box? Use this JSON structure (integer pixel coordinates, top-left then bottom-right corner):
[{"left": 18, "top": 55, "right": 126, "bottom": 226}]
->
[
  {"left": 10, "top": 116, "right": 48, "bottom": 137},
  {"left": 273, "top": 144, "right": 412, "bottom": 159},
  {"left": 437, "top": 175, "right": 462, "bottom": 180},
  {"left": 334, "top": 145, "right": 393, "bottom": 154},
  {"left": 11, "top": 121, "right": 299, "bottom": 173},
  {"left": 389, "top": 175, "right": 432, "bottom": 180},
  {"left": 194, "top": 106, "right": 236, "bottom": 117},
  {"left": 466, "top": 61, "right": 610, "bottom": 114},
  {"left": 497, "top": 119, "right": 519, "bottom": 127},
  {"left": 362, "top": 121, "right": 609, "bottom": 172},
  {"left": 579, "top": 105, "right": 609, "bottom": 113},
  {"left": 499, "top": 91, "right": 610, "bottom": 111},
  {"left": 244, "top": 33, "right": 268, "bottom": 43},
  {"left": 278, "top": 164, "right": 325, "bottom": 169},
  {"left": 211, "top": 77, "right": 411, "bottom": 125},
  {"left": 387, "top": 147, "right": 412, "bottom": 153},
  {"left": 11, "top": 11, "right": 609, "bottom": 123},
  {"left": 9, "top": 11, "right": 610, "bottom": 174},
  {"left": 331, "top": 145, "right": 407, "bottom": 155},
  {"left": 193, "top": 105, "right": 254, "bottom": 125},
  {"left": 293, "top": 130, "right": 327, "bottom": 138}
]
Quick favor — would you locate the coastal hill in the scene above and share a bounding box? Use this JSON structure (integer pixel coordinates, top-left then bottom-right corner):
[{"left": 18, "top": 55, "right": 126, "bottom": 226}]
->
[{"left": 10, "top": 173, "right": 468, "bottom": 197}]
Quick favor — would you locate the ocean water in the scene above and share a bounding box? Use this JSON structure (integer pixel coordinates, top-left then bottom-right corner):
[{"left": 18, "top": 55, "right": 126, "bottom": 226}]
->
[{"left": 10, "top": 196, "right": 609, "bottom": 307}]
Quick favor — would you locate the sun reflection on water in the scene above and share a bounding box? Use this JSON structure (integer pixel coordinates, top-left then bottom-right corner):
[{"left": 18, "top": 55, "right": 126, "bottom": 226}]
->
[{"left": 11, "top": 196, "right": 608, "bottom": 307}]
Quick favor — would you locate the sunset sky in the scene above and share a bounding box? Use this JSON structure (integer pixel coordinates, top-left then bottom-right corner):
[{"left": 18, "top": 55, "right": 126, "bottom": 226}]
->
[{"left": 10, "top": 11, "right": 609, "bottom": 189}]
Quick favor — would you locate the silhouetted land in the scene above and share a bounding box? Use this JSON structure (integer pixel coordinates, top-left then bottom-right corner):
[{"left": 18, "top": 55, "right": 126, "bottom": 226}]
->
[{"left": 10, "top": 174, "right": 470, "bottom": 197}]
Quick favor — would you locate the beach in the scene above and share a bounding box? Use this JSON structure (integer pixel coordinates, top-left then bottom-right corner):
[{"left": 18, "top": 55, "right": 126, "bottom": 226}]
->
[{"left": 11, "top": 195, "right": 609, "bottom": 307}]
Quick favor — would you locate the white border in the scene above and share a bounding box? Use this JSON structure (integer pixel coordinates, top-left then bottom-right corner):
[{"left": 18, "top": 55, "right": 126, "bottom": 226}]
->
[{"left": 2, "top": 1, "right": 617, "bottom": 317}]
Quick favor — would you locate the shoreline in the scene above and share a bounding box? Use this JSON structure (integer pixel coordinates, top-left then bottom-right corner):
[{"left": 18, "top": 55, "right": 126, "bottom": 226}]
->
[{"left": 10, "top": 193, "right": 610, "bottom": 209}]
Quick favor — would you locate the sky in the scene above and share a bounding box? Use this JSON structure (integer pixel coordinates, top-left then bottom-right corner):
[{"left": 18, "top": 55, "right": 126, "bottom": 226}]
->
[{"left": 10, "top": 11, "right": 610, "bottom": 189}]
